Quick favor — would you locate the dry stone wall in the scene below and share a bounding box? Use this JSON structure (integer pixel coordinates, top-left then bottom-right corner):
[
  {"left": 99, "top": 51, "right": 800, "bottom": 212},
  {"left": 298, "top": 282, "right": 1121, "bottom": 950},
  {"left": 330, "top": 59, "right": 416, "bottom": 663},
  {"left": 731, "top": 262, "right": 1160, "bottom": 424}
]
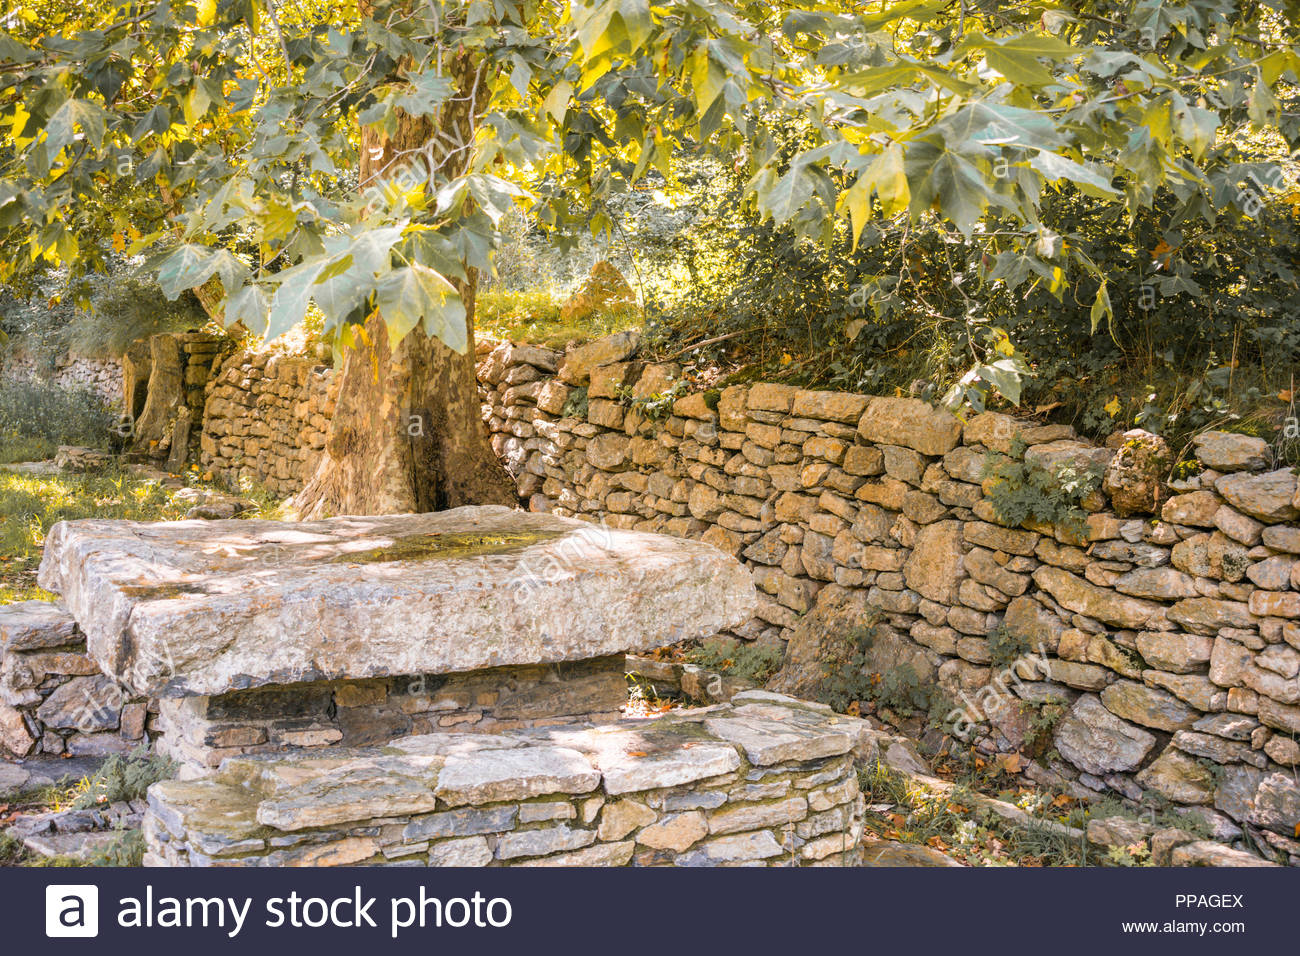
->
[
  {"left": 199, "top": 350, "right": 340, "bottom": 495},
  {"left": 479, "top": 336, "right": 1300, "bottom": 863},
  {"left": 0, "top": 601, "right": 154, "bottom": 758},
  {"left": 0, "top": 351, "right": 122, "bottom": 406},
  {"left": 187, "top": 334, "right": 1300, "bottom": 860},
  {"left": 143, "top": 690, "right": 868, "bottom": 867}
]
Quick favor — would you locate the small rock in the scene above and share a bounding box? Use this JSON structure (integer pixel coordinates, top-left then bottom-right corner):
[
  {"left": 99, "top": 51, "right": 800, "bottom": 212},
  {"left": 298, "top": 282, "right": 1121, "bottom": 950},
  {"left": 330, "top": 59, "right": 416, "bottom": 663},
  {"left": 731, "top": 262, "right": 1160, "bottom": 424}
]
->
[
  {"left": 1054, "top": 695, "right": 1157, "bottom": 775},
  {"left": 861, "top": 842, "right": 963, "bottom": 866},
  {"left": 1192, "top": 431, "right": 1271, "bottom": 471}
]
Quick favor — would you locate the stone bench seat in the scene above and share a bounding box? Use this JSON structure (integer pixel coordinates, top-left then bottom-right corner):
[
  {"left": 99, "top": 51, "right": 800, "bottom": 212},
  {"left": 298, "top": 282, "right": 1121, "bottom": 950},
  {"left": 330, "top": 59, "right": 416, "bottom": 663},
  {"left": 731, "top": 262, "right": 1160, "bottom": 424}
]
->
[
  {"left": 37, "top": 506, "right": 757, "bottom": 699},
  {"left": 143, "top": 691, "right": 871, "bottom": 867}
]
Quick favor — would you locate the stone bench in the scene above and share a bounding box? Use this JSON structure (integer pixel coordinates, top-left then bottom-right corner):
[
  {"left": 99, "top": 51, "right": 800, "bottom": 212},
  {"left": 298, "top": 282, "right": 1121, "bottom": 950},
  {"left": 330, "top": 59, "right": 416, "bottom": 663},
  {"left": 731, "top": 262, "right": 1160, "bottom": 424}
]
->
[
  {"left": 143, "top": 691, "right": 871, "bottom": 867},
  {"left": 36, "top": 506, "right": 758, "bottom": 770}
]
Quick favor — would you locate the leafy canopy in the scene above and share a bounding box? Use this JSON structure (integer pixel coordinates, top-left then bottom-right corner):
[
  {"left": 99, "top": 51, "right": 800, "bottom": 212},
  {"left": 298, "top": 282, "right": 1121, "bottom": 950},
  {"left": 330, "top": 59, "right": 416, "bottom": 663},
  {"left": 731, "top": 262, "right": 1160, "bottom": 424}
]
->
[{"left": 2, "top": 0, "right": 1298, "bottom": 404}]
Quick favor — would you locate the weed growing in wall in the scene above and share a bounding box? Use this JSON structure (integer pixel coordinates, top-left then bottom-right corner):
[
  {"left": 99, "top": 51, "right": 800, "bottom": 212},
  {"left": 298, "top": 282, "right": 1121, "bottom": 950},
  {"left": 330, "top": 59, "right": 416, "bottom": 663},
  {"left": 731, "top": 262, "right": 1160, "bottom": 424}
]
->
[
  {"left": 814, "top": 621, "right": 880, "bottom": 712},
  {"left": 987, "top": 624, "right": 1035, "bottom": 669},
  {"left": 561, "top": 385, "right": 589, "bottom": 419},
  {"left": 685, "top": 637, "right": 783, "bottom": 684},
  {"left": 981, "top": 439, "right": 1102, "bottom": 535},
  {"left": 613, "top": 379, "right": 689, "bottom": 420}
]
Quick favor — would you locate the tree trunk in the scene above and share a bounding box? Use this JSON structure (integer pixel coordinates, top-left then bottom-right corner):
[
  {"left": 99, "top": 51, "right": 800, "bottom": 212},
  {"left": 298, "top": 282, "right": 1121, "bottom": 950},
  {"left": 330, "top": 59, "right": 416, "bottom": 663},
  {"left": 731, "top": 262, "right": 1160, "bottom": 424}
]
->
[
  {"left": 130, "top": 332, "right": 184, "bottom": 458},
  {"left": 295, "top": 41, "right": 515, "bottom": 517},
  {"left": 296, "top": 300, "right": 515, "bottom": 517}
]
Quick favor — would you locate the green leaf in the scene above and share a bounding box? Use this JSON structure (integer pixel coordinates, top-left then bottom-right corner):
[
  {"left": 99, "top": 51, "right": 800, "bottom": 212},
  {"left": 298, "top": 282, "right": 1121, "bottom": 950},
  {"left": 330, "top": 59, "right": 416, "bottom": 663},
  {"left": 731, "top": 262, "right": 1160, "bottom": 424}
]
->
[
  {"left": 466, "top": 175, "right": 527, "bottom": 226},
  {"left": 860, "top": 144, "right": 910, "bottom": 218},
  {"left": 157, "top": 244, "right": 216, "bottom": 300},
  {"left": 757, "top": 160, "right": 815, "bottom": 227},
  {"left": 266, "top": 260, "right": 325, "bottom": 341},
  {"left": 544, "top": 80, "right": 573, "bottom": 123},
  {"left": 224, "top": 283, "right": 269, "bottom": 331},
  {"left": 1175, "top": 105, "right": 1219, "bottom": 161},
  {"left": 375, "top": 264, "right": 466, "bottom": 351},
  {"left": 43, "top": 98, "right": 107, "bottom": 154},
  {"left": 619, "top": 0, "right": 652, "bottom": 48},
  {"left": 259, "top": 200, "right": 299, "bottom": 243},
  {"left": 906, "top": 142, "right": 991, "bottom": 234},
  {"left": 976, "top": 357, "right": 1029, "bottom": 405},
  {"left": 1030, "top": 152, "right": 1119, "bottom": 198},
  {"left": 938, "top": 102, "right": 1066, "bottom": 155},
  {"left": 691, "top": 46, "right": 728, "bottom": 117},
  {"left": 310, "top": 224, "right": 405, "bottom": 325},
  {"left": 843, "top": 178, "right": 870, "bottom": 251},
  {"left": 974, "top": 33, "right": 1075, "bottom": 87},
  {"left": 1090, "top": 282, "right": 1112, "bottom": 333},
  {"left": 131, "top": 105, "right": 171, "bottom": 143},
  {"left": 156, "top": 243, "right": 246, "bottom": 300},
  {"left": 1248, "top": 71, "right": 1281, "bottom": 128},
  {"left": 394, "top": 71, "right": 454, "bottom": 118}
]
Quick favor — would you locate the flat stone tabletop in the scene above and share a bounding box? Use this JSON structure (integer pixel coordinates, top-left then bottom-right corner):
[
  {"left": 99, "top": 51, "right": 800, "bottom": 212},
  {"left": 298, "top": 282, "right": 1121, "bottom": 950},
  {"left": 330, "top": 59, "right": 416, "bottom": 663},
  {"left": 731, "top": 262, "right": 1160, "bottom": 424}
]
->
[{"left": 37, "top": 505, "right": 756, "bottom": 698}]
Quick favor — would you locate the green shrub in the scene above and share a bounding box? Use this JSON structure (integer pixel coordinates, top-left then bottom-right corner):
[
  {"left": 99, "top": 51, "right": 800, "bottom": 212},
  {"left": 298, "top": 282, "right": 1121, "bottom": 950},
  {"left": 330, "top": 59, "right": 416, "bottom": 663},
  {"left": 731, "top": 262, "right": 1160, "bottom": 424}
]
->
[
  {"left": 613, "top": 378, "right": 688, "bottom": 420},
  {"left": 69, "top": 745, "right": 176, "bottom": 810},
  {"left": 1024, "top": 701, "right": 1067, "bottom": 759},
  {"left": 814, "top": 622, "right": 880, "bottom": 712},
  {"left": 560, "top": 385, "right": 588, "bottom": 419},
  {"left": 988, "top": 624, "right": 1035, "bottom": 669},
  {"left": 982, "top": 448, "right": 1102, "bottom": 536},
  {"left": 0, "top": 380, "right": 116, "bottom": 462},
  {"left": 685, "top": 636, "right": 783, "bottom": 684},
  {"left": 85, "top": 827, "right": 146, "bottom": 867},
  {"left": 63, "top": 273, "right": 208, "bottom": 359},
  {"left": 477, "top": 289, "right": 640, "bottom": 350},
  {"left": 1, "top": 262, "right": 208, "bottom": 364}
]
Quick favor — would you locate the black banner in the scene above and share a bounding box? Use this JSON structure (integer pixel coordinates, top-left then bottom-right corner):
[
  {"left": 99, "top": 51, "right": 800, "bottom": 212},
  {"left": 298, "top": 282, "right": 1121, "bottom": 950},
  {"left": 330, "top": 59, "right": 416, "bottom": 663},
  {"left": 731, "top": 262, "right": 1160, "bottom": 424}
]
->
[{"left": 3, "top": 866, "right": 1293, "bottom": 954}]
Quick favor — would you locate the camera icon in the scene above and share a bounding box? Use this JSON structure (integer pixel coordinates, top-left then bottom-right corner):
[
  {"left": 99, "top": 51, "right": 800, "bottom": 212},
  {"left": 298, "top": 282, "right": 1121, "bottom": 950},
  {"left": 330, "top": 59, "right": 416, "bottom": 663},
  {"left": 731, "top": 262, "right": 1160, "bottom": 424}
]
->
[{"left": 46, "top": 885, "right": 99, "bottom": 938}]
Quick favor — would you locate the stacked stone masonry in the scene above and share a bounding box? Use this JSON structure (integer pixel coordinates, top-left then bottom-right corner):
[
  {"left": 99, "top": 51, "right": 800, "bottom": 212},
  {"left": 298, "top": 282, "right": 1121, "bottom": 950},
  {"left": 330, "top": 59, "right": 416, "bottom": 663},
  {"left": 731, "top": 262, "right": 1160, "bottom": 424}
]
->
[
  {"left": 0, "top": 602, "right": 154, "bottom": 759},
  {"left": 176, "top": 333, "right": 225, "bottom": 420},
  {"left": 475, "top": 335, "right": 1300, "bottom": 863},
  {"left": 199, "top": 350, "right": 340, "bottom": 495},
  {"left": 185, "top": 334, "right": 1300, "bottom": 862},
  {"left": 143, "top": 691, "right": 868, "bottom": 867},
  {"left": 0, "top": 351, "right": 122, "bottom": 406},
  {"left": 158, "top": 655, "right": 628, "bottom": 774}
]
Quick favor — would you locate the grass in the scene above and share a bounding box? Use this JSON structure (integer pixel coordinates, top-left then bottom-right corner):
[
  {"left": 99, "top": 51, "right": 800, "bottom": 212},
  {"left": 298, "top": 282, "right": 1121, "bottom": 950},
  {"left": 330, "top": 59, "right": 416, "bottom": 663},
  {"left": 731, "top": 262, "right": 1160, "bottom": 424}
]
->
[
  {"left": 0, "top": 466, "right": 183, "bottom": 601},
  {"left": 857, "top": 760, "right": 1092, "bottom": 867},
  {"left": 477, "top": 290, "right": 643, "bottom": 350},
  {"left": 0, "top": 380, "right": 117, "bottom": 464},
  {"left": 0, "top": 740, "right": 174, "bottom": 870},
  {"left": 0, "top": 435, "right": 62, "bottom": 464},
  {"left": 0, "top": 464, "right": 288, "bottom": 603}
]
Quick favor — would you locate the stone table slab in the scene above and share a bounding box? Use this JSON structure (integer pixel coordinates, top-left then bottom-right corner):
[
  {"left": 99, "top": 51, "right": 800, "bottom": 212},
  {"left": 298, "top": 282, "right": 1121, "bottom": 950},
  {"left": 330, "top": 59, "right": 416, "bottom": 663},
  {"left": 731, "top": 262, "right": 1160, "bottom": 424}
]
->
[{"left": 37, "top": 506, "right": 757, "bottom": 697}]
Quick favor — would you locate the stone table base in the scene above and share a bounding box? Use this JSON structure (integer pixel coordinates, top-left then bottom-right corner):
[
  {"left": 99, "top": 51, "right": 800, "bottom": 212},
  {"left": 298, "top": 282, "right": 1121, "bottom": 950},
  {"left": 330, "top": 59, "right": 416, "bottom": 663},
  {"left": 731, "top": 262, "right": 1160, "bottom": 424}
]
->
[
  {"left": 157, "top": 655, "right": 628, "bottom": 773},
  {"left": 144, "top": 691, "right": 872, "bottom": 867}
]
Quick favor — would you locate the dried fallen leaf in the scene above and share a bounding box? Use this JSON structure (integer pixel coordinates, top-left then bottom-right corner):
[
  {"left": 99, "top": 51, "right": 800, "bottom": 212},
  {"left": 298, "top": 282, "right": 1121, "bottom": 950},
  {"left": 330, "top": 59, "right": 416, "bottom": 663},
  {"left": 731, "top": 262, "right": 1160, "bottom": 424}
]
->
[{"left": 997, "top": 753, "right": 1025, "bottom": 774}]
